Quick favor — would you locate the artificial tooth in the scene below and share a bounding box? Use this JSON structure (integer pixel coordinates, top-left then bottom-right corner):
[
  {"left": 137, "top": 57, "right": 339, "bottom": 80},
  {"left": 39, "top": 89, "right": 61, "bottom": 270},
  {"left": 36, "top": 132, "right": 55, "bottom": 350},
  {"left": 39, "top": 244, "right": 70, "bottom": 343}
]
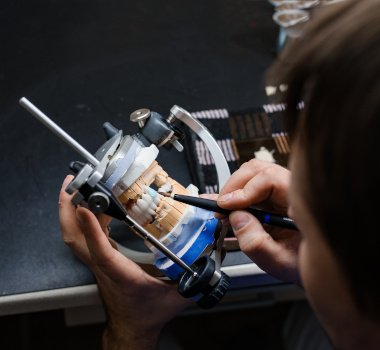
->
[
  {"left": 137, "top": 198, "right": 150, "bottom": 211},
  {"left": 131, "top": 203, "right": 143, "bottom": 216},
  {"left": 158, "top": 182, "right": 171, "bottom": 193},
  {"left": 153, "top": 195, "right": 161, "bottom": 205}
]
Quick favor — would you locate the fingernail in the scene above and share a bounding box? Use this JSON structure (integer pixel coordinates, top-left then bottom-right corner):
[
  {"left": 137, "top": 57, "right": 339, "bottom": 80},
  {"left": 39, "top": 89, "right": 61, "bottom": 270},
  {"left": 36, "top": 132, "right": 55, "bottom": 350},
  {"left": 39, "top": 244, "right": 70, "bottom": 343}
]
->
[
  {"left": 61, "top": 175, "right": 73, "bottom": 191},
  {"left": 218, "top": 193, "right": 233, "bottom": 202},
  {"left": 230, "top": 211, "right": 251, "bottom": 231}
]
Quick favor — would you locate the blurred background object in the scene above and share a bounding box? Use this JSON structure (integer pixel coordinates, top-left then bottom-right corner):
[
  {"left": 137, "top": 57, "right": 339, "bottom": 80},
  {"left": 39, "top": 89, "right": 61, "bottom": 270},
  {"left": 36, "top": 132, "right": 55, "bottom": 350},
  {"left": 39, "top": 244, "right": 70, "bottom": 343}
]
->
[{"left": 269, "top": 0, "right": 348, "bottom": 51}]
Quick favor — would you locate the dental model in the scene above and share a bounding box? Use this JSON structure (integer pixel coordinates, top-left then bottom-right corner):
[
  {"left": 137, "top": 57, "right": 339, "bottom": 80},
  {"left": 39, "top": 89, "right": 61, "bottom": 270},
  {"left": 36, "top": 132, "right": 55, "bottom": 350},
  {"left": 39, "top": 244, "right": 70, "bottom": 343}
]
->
[
  {"left": 118, "top": 160, "right": 189, "bottom": 237},
  {"left": 101, "top": 135, "right": 219, "bottom": 279}
]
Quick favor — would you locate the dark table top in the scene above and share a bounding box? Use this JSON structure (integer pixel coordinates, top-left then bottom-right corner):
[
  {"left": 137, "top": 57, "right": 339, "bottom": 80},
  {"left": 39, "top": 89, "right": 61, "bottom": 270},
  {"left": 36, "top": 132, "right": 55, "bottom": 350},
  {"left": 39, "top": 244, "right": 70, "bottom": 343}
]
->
[{"left": 0, "top": 0, "right": 280, "bottom": 298}]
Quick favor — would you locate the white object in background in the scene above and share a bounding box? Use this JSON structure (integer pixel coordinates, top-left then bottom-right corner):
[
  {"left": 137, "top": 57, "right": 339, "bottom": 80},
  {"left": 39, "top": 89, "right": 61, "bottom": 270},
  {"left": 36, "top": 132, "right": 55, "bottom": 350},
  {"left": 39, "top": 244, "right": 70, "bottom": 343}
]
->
[
  {"left": 273, "top": 9, "right": 309, "bottom": 38},
  {"left": 322, "top": 0, "right": 348, "bottom": 5},
  {"left": 269, "top": 0, "right": 319, "bottom": 10},
  {"left": 265, "top": 86, "right": 278, "bottom": 96},
  {"left": 254, "top": 147, "right": 276, "bottom": 163}
]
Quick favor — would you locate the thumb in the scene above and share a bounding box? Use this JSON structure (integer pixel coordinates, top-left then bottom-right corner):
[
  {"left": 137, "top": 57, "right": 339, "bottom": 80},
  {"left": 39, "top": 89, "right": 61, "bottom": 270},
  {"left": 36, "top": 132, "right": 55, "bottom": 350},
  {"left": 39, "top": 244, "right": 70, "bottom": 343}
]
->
[
  {"left": 230, "top": 211, "right": 283, "bottom": 269},
  {"left": 76, "top": 207, "right": 146, "bottom": 283},
  {"left": 76, "top": 207, "right": 114, "bottom": 261}
]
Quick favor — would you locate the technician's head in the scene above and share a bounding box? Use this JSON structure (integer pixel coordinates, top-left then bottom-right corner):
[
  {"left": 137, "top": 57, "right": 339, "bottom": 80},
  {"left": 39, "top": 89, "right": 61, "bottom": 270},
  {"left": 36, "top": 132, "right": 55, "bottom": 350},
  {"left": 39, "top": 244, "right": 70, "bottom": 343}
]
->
[{"left": 269, "top": 1, "right": 380, "bottom": 348}]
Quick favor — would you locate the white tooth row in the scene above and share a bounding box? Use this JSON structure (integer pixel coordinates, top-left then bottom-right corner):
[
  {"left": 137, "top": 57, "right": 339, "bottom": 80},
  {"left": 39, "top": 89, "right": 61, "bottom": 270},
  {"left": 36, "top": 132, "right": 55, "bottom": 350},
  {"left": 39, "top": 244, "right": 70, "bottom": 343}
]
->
[{"left": 128, "top": 187, "right": 161, "bottom": 226}]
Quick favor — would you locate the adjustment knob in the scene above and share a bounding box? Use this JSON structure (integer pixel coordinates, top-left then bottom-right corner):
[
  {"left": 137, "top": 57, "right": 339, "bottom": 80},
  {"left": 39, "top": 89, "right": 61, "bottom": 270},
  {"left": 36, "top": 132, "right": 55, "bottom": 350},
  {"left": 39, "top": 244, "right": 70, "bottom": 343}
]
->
[
  {"left": 177, "top": 256, "right": 230, "bottom": 309},
  {"left": 130, "top": 108, "right": 151, "bottom": 128},
  {"left": 197, "top": 271, "right": 230, "bottom": 309}
]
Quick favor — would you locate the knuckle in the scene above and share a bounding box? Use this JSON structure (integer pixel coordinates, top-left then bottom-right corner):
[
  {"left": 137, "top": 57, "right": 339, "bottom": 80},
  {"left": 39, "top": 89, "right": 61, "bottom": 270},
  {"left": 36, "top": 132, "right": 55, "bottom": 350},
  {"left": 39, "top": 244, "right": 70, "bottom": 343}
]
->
[
  {"left": 242, "top": 158, "right": 258, "bottom": 170},
  {"left": 247, "top": 158, "right": 260, "bottom": 166},
  {"left": 238, "top": 189, "right": 252, "bottom": 205},
  {"left": 261, "top": 165, "right": 290, "bottom": 188},
  {"left": 262, "top": 165, "right": 276, "bottom": 177},
  {"left": 267, "top": 163, "right": 290, "bottom": 179},
  {"left": 241, "top": 159, "right": 254, "bottom": 169}
]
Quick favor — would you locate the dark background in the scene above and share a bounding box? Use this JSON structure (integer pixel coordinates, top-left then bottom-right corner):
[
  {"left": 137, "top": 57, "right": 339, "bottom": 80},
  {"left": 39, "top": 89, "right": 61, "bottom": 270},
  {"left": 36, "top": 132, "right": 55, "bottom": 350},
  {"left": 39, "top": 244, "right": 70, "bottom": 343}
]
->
[{"left": 0, "top": 1, "right": 288, "bottom": 349}]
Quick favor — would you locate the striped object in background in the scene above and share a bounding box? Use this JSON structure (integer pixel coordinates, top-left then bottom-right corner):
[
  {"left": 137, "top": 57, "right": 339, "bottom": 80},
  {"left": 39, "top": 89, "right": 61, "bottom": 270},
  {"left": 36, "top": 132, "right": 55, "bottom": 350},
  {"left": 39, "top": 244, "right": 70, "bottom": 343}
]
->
[
  {"left": 184, "top": 105, "right": 291, "bottom": 194},
  {"left": 184, "top": 109, "right": 240, "bottom": 194},
  {"left": 229, "top": 103, "right": 292, "bottom": 166}
]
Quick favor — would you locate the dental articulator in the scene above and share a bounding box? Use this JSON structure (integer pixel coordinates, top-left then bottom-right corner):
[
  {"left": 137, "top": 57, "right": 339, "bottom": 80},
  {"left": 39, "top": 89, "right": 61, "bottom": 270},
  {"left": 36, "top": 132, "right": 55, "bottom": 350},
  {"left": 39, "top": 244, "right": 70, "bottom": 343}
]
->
[{"left": 19, "top": 97, "right": 232, "bottom": 309}]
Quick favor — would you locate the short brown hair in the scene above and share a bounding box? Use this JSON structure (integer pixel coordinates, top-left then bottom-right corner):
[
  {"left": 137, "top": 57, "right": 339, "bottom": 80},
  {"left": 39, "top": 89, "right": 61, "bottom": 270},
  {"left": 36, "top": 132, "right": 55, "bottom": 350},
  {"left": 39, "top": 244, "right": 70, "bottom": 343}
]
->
[{"left": 268, "top": 0, "right": 380, "bottom": 321}]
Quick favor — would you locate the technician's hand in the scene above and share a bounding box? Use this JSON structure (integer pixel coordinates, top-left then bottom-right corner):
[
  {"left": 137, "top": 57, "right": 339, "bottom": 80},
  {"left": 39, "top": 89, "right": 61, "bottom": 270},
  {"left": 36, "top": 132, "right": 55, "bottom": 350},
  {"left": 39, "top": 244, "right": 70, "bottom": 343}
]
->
[
  {"left": 217, "top": 159, "right": 301, "bottom": 284},
  {"left": 59, "top": 175, "right": 190, "bottom": 350}
]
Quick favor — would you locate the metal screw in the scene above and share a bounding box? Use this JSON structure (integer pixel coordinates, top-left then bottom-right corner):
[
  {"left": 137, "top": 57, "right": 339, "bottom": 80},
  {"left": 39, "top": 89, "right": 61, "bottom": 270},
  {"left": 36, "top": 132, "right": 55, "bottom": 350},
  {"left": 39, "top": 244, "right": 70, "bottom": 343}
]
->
[
  {"left": 130, "top": 108, "right": 151, "bottom": 128},
  {"left": 166, "top": 112, "right": 177, "bottom": 124}
]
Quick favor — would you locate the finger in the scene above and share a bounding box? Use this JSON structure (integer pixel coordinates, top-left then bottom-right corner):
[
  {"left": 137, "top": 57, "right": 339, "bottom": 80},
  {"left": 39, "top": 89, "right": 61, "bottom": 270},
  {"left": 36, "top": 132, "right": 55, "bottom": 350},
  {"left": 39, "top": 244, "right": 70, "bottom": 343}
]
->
[
  {"left": 230, "top": 211, "right": 291, "bottom": 273},
  {"left": 219, "top": 159, "right": 272, "bottom": 196},
  {"left": 76, "top": 207, "right": 149, "bottom": 284},
  {"left": 200, "top": 193, "right": 218, "bottom": 200},
  {"left": 59, "top": 175, "right": 74, "bottom": 202},
  {"left": 230, "top": 211, "right": 281, "bottom": 258},
  {"left": 218, "top": 166, "right": 290, "bottom": 213},
  {"left": 96, "top": 213, "right": 113, "bottom": 236},
  {"left": 58, "top": 175, "right": 90, "bottom": 261}
]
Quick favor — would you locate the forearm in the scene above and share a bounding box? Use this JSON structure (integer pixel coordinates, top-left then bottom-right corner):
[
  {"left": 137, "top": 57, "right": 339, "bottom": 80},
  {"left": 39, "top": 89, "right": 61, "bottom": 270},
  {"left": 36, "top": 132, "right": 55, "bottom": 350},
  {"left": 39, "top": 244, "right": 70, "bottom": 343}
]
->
[{"left": 102, "top": 327, "right": 161, "bottom": 350}]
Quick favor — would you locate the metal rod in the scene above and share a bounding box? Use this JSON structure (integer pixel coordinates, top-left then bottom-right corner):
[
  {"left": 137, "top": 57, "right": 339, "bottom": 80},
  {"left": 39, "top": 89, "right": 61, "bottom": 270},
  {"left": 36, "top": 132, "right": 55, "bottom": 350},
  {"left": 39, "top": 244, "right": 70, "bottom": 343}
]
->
[
  {"left": 124, "top": 214, "right": 198, "bottom": 278},
  {"left": 19, "top": 97, "right": 100, "bottom": 167}
]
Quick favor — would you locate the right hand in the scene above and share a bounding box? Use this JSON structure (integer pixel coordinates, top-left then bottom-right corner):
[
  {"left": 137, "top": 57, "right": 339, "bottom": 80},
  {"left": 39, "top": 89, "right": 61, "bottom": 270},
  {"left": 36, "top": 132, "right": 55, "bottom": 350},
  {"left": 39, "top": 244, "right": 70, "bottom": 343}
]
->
[{"left": 217, "top": 159, "right": 301, "bottom": 284}]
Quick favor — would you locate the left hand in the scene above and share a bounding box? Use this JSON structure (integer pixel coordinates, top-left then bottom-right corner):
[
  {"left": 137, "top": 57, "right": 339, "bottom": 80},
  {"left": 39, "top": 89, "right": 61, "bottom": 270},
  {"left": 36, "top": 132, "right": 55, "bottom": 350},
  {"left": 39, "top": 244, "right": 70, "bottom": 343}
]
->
[{"left": 59, "top": 175, "right": 190, "bottom": 349}]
